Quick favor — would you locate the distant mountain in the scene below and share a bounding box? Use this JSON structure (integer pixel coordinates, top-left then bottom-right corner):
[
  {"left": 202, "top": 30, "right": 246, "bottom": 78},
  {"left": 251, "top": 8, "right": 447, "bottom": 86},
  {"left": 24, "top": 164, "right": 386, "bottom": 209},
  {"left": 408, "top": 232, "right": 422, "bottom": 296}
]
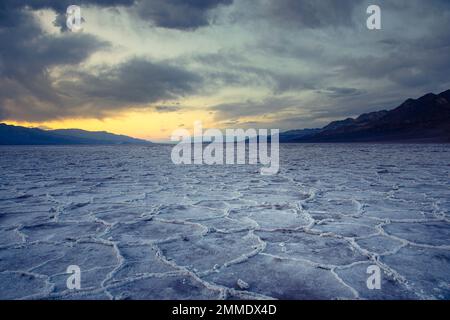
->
[
  {"left": 278, "top": 128, "right": 321, "bottom": 142},
  {"left": 0, "top": 124, "right": 151, "bottom": 145},
  {"left": 280, "top": 89, "right": 450, "bottom": 143},
  {"left": 321, "top": 110, "right": 389, "bottom": 131}
]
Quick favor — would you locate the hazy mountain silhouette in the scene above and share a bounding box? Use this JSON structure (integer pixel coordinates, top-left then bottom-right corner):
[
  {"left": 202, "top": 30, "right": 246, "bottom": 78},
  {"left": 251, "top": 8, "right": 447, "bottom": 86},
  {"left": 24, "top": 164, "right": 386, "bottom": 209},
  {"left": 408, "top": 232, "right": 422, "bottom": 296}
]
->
[
  {"left": 0, "top": 124, "right": 151, "bottom": 145},
  {"left": 281, "top": 89, "right": 450, "bottom": 143},
  {"left": 2, "top": 89, "right": 449, "bottom": 145}
]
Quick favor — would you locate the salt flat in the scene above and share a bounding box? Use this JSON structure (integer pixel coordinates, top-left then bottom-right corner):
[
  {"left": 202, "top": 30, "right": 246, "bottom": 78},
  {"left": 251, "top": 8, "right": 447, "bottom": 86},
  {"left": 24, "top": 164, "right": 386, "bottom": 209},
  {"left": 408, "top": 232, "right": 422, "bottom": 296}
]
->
[{"left": 0, "top": 144, "right": 449, "bottom": 300}]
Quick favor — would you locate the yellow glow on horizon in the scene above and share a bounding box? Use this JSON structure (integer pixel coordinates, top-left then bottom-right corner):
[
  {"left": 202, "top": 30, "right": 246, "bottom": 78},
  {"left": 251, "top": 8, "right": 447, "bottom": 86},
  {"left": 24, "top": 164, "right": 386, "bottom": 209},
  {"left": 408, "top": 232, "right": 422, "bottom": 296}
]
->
[{"left": 4, "top": 109, "right": 217, "bottom": 142}]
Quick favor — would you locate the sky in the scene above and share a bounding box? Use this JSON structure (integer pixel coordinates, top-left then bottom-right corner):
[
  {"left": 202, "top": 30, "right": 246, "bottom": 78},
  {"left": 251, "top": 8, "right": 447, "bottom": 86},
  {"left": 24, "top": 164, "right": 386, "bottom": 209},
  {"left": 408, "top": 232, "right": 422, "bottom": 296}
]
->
[{"left": 1, "top": 0, "right": 449, "bottom": 142}]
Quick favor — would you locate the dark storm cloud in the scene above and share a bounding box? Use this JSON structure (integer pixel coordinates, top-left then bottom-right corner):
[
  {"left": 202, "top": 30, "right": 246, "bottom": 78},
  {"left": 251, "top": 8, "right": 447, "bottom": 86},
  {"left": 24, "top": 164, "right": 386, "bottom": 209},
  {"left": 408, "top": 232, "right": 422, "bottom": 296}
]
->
[
  {"left": 1, "top": 0, "right": 234, "bottom": 31},
  {"left": 332, "top": 0, "right": 450, "bottom": 91},
  {"left": 57, "top": 58, "right": 202, "bottom": 113},
  {"left": 134, "top": 0, "right": 233, "bottom": 30},
  {"left": 0, "top": 0, "right": 135, "bottom": 23},
  {"left": 252, "top": 0, "right": 450, "bottom": 30},
  {"left": 39, "top": 0, "right": 234, "bottom": 31},
  {"left": 0, "top": 1, "right": 126, "bottom": 110},
  {"left": 0, "top": 5, "right": 111, "bottom": 121},
  {"left": 0, "top": 0, "right": 134, "bottom": 12},
  {"left": 341, "top": 31, "right": 450, "bottom": 89},
  {"left": 224, "top": 0, "right": 364, "bottom": 30},
  {"left": 0, "top": 1, "right": 202, "bottom": 121},
  {"left": 0, "top": 58, "right": 201, "bottom": 121},
  {"left": 264, "top": 0, "right": 362, "bottom": 28},
  {"left": 0, "top": 1, "right": 134, "bottom": 32}
]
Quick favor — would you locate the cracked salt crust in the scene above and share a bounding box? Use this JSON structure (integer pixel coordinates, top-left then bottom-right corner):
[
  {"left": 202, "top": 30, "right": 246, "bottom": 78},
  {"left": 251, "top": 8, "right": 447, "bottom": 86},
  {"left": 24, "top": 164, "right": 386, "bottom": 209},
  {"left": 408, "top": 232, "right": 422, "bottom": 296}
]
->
[{"left": 0, "top": 144, "right": 449, "bottom": 300}]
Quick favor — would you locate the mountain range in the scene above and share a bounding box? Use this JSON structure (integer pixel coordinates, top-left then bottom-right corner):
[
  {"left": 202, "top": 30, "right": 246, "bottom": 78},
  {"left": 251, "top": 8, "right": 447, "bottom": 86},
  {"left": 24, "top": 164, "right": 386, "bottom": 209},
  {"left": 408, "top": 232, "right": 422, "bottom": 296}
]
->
[
  {"left": 1, "top": 89, "right": 449, "bottom": 145},
  {"left": 280, "top": 89, "right": 450, "bottom": 143},
  {"left": 0, "top": 125, "right": 151, "bottom": 145}
]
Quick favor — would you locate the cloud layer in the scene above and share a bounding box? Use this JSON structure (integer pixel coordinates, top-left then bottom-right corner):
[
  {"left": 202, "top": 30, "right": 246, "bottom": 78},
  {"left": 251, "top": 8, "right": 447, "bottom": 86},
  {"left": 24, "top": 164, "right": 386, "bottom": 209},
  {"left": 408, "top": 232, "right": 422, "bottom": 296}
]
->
[{"left": 0, "top": 0, "right": 449, "bottom": 129}]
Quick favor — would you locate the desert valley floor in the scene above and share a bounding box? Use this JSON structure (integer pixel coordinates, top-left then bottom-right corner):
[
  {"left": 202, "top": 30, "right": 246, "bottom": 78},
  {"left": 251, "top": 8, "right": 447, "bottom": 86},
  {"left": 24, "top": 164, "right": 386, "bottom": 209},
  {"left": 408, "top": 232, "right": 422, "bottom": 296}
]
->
[{"left": 0, "top": 144, "right": 449, "bottom": 300}]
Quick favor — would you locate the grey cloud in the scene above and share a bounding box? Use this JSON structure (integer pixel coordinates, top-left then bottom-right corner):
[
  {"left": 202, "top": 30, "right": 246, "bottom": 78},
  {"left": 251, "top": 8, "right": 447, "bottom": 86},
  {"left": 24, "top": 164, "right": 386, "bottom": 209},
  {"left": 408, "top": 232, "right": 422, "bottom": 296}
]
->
[
  {"left": 2, "top": 0, "right": 450, "bottom": 129},
  {"left": 1, "top": 0, "right": 233, "bottom": 31},
  {"left": 9, "top": 58, "right": 203, "bottom": 121},
  {"left": 1, "top": 0, "right": 135, "bottom": 11},
  {"left": 230, "top": 0, "right": 450, "bottom": 125},
  {"left": 0, "top": 1, "right": 124, "bottom": 116},
  {"left": 341, "top": 39, "right": 450, "bottom": 90},
  {"left": 28, "top": 0, "right": 234, "bottom": 31},
  {"left": 320, "top": 87, "right": 365, "bottom": 98},
  {"left": 0, "top": 1, "right": 134, "bottom": 31},
  {"left": 252, "top": 0, "right": 450, "bottom": 30},
  {"left": 335, "top": 1, "right": 450, "bottom": 90},
  {"left": 190, "top": 52, "right": 321, "bottom": 94},
  {"left": 0, "top": 2, "right": 202, "bottom": 122},
  {"left": 64, "top": 58, "right": 201, "bottom": 104},
  {"left": 209, "top": 96, "right": 335, "bottom": 129},
  {"left": 154, "top": 105, "right": 183, "bottom": 113},
  {"left": 134, "top": 0, "right": 233, "bottom": 30},
  {"left": 210, "top": 97, "right": 303, "bottom": 121},
  {"left": 0, "top": 6, "right": 111, "bottom": 121},
  {"left": 266, "top": 0, "right": 361, "bottom": 28}
]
